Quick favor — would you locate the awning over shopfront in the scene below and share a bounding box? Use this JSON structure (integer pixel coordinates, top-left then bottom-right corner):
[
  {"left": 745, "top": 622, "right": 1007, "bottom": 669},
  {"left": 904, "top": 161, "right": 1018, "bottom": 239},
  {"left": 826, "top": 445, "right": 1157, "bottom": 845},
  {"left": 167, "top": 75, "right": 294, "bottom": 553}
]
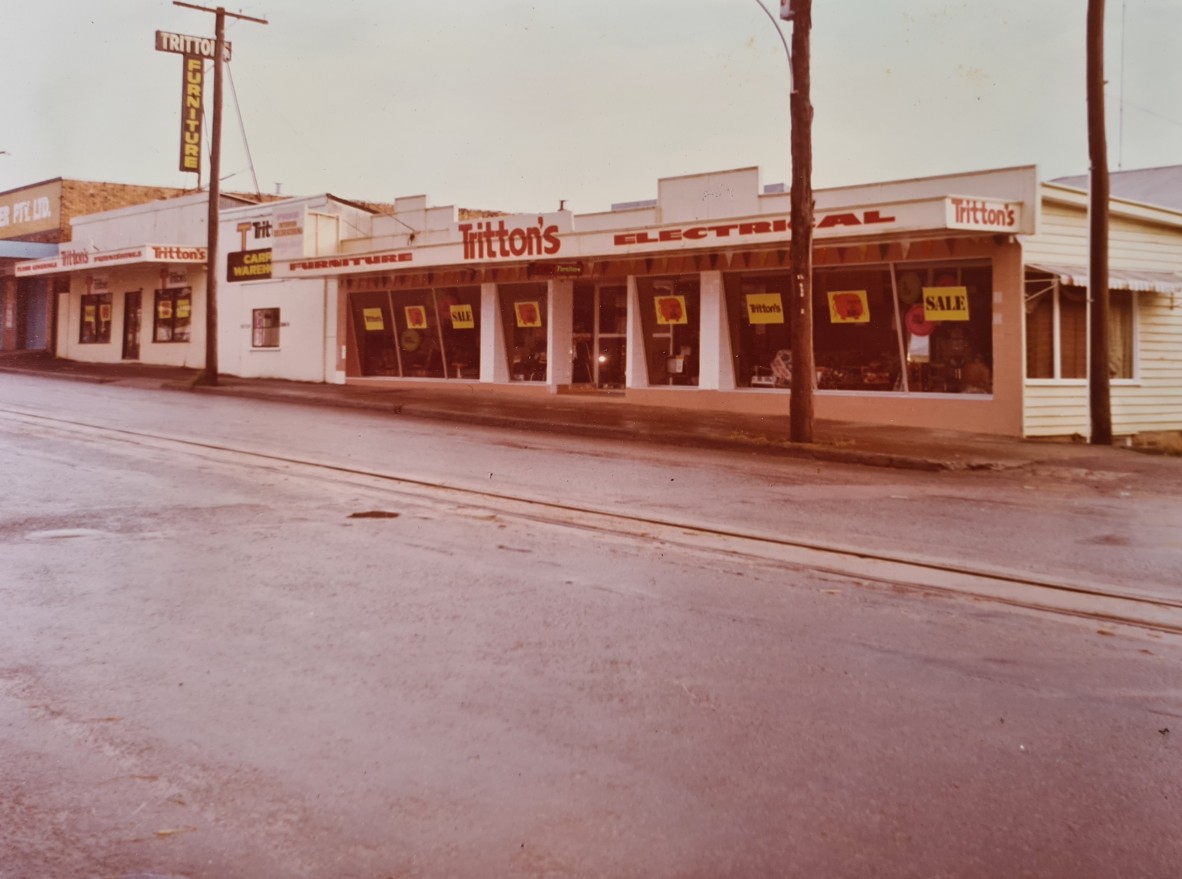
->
[
  {"left": 13, "top": 243, "right": 207, "bottom": 277},
  {"left": 1027, "top": 262, "right": 1182, "bottom": 294},
  {"left": 0, "top": 241, "right": 58, "bottom": 260}
]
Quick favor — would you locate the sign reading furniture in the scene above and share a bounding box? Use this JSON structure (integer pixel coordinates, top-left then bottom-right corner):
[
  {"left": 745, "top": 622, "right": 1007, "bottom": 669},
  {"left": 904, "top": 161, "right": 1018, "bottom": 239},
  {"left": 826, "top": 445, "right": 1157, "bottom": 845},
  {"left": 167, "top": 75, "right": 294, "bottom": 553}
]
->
[{"left": 155, "top": 31, "right": 232, "bottom": 175}]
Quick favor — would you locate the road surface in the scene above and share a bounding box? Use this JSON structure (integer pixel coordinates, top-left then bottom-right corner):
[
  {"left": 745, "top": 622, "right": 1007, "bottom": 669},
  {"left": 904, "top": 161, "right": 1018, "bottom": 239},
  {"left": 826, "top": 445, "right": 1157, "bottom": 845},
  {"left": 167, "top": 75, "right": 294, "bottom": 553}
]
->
[{"left": 1, "top": 374, "right": 1179, "bottom": 878}]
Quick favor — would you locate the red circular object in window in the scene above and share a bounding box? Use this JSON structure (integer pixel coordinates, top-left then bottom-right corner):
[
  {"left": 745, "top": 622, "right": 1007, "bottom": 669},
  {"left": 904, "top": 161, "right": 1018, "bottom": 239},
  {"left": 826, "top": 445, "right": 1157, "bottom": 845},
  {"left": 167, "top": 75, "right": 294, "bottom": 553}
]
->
[{"left": 906, "top": 303, "right": 937, "bottom": 337}]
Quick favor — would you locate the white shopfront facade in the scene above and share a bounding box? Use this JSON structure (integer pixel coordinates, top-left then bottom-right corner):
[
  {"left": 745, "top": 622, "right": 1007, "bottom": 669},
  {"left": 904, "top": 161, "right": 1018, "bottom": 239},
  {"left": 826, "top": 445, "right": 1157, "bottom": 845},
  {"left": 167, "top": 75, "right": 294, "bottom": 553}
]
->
[
  {"left": 14, "top": 191, "right": 375, "bottom": 382},
  {"left": 276, "top": 165, "right": 1046, "bottom": 436},
  {"left": 216, "top": 195, "right": 375, "bottom": 384},
  {"left": 15, "top": 193, "right": 222, "bottom": 369}
]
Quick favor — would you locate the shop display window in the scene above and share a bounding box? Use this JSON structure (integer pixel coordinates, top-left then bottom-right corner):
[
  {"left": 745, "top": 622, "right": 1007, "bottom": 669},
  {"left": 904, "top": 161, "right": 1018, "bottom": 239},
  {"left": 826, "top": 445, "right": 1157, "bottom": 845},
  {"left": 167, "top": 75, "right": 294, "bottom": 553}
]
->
[
  {"left": 153, "top": 288, "right": 192, "bottom": 343},
  {"left": 637, "top": 277, "right": 700, "bottom": 386},
  {"left": 723, "top": 272, "right": 794, "bottom": 388},
  {"left": 499, "top": 283, "right": 548, "bottom": 382},
  {"left": 349, "top": 291, "right": 398, "bottom": 376},
  {"left": 725, "top": 261, "right": 992, "bottom": 394},
  {"left": 348, "top": 286, "right": 481, "bottom": 379},
  {"left": 252, "top": 307, "right": 280, "bottom": 348},
  {"left": 895, "top": 263, "right": 993, "bottom": 394},
  {"left": 79, "top": 293, "right": 113, "bottom": 344},
  {"left": 1025, "top": 272, "right": 1134, "bottom": 380},
  {"left": 813, "top": 267, "right": 901, "bottom": 391}
]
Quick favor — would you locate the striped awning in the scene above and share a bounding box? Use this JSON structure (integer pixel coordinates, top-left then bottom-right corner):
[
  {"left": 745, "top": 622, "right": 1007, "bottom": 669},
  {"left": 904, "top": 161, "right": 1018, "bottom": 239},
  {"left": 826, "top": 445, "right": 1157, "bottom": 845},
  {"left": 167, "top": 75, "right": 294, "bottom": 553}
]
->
[{"left": 1027, "top": 263, "right": 1182, "bottom": 294}]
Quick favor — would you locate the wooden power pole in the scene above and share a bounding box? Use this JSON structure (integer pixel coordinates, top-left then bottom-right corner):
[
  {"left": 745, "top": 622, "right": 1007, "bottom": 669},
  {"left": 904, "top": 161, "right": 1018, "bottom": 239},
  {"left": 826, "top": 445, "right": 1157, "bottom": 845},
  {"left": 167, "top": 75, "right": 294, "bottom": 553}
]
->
[
  {"left": 1086, "top": 0, "right": 1113, "bottom": 444},
  {"left": 787, "top": 0, "right": 815, "bottom": 443},
  {"left": 173, "top": 2, "right": 267, "bottom": 387}
]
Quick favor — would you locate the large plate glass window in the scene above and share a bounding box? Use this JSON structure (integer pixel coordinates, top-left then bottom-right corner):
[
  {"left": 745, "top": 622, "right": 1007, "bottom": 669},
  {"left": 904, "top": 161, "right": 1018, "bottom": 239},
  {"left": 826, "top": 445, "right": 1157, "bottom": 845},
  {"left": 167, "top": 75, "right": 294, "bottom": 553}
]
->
[
  {"left": 724, "top": 261, "right": 992, "bottom": 394},
  {"left": 348, "top": 286, "right": 481, "bottom": 379},
  {"left": 499, "top": 283, "right": 548, "bottom": 382},
  {"left": 813, "top": 267, "right": 901, "bottom": 391},
  {"left": 895, "top": 263, "right": 992, "bottom": 394},
  {"left": 723, "top": 271, "right": 794, "bottom": 388},
  {"left": 637, "top": 277, "right": 700, "bottom": 386}
]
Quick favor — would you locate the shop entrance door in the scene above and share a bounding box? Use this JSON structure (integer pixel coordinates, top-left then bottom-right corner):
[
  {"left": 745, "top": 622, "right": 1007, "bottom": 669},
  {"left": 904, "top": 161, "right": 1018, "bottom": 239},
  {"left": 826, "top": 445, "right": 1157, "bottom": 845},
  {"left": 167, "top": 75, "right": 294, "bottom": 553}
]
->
[
  {"left": 122, "top": 290, "right": 141, "bottom": 360},
  {"left": 15, "top": 278, "right": 49, "bottom": 350},
  {"left": 572, "top": 283, "right": 627, "bottom": 390}
]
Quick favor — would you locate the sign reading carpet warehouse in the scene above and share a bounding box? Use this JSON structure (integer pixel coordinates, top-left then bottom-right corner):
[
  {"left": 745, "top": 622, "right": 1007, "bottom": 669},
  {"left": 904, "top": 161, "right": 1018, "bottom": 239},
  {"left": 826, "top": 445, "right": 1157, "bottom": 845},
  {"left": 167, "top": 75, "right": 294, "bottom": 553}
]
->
[{"left": 227, "top": 249, "right": 273, "bottom": 282}]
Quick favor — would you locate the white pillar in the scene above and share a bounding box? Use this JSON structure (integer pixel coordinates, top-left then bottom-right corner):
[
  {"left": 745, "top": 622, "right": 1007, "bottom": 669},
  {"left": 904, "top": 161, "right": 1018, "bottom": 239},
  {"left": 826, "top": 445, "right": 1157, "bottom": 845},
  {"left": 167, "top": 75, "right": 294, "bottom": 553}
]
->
[
  {"left": 697, "top": 269, "right": 734, "bottom": 391},
  {"left": 547, "top": 279, "right": 574, "bottom": 393},
  {"left": 625, "top": 274, "right": 649, "bottom": 388},
  {"left": 480, "top": 282, "right": 508, "bottom": 383}
]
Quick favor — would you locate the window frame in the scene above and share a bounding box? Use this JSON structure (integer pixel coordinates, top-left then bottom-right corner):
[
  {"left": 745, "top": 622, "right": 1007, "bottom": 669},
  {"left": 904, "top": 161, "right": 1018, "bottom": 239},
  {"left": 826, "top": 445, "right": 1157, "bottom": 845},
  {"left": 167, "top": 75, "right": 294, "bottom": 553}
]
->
[
  {"left": 79, "top": 292, "right": 113, "bottom": 345},
  {"left": 1024, "top": 273, "right": 1139, "bottom": 383},
  {"left": 153, "top": 287, "right": 193, "bottom": 344},
  {"left": 251, "top": 307, "right": 281, "bottom": 349}
]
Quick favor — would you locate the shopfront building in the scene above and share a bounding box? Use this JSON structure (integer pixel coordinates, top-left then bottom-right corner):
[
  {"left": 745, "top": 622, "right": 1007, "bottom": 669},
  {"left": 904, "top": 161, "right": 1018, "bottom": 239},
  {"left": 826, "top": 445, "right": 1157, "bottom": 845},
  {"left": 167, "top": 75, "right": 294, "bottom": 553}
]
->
[
  {"left": 13, "top": 192, "right": 232, "bottom": 369},
  {"left": 272, "top": 167, "right": 1051, "bottom": 434},
  {"left": 2, "top": 178, "right": 199, "bottom": 355},
  {"left": 217, "top": 195, "right": 376, "bottom": 384},
  {"left": 268, "top": 165, "right": 1181, "bottom": 439}
]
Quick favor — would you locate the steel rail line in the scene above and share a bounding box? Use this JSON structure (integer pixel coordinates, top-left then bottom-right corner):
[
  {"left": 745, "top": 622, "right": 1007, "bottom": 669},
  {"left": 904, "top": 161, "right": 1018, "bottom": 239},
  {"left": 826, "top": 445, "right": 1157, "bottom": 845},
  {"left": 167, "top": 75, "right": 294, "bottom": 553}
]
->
[{"left": 4, "top": 407, "right": 1180, "bottom": 637}]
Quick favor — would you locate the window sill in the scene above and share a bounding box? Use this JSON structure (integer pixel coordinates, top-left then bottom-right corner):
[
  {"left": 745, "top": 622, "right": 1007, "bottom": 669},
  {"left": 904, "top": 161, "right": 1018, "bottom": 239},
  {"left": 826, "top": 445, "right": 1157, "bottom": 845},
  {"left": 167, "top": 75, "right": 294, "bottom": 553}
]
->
[{"left": 1026, "top": 378, "right": 1141, "bottom": 387}]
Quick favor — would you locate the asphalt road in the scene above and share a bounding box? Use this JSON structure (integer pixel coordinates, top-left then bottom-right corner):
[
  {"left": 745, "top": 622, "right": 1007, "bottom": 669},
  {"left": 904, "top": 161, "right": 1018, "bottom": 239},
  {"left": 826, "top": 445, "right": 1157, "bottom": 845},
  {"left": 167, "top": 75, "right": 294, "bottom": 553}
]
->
[{"left": 1, "top": 375, "right": 1180, "bottom": 878}]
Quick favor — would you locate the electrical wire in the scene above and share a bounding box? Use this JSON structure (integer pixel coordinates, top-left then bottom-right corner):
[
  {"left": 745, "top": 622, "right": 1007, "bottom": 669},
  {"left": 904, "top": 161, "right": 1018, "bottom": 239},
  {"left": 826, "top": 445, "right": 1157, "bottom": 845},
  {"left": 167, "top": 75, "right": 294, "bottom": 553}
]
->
[{"left": 226, "top": 61, "right": 261, "bottom": 199}]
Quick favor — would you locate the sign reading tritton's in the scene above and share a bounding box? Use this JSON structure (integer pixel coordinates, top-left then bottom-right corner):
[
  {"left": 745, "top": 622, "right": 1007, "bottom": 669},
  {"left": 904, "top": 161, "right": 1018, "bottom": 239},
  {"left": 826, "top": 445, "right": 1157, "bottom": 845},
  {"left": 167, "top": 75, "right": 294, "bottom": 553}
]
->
[
  {"left": 459, "top": 218, "right": 562, "bottom": 260},
  {"left": 155, "top": 31, "right": 232, "bottom": 60}
]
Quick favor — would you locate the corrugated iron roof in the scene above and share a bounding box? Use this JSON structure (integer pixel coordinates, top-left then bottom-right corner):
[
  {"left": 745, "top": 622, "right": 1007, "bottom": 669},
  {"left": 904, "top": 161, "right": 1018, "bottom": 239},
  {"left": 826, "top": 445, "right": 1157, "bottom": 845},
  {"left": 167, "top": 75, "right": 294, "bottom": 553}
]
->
[{"left": 1052, "top": 165, "right": 1182, "bottom": 211}]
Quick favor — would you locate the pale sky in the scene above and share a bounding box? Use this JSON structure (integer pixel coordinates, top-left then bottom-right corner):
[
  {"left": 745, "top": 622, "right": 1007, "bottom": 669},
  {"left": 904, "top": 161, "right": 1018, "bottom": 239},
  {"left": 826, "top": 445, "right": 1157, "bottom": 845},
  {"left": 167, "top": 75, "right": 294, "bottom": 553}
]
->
[{"left": 3, "top": 0, "right": 1181, "bottom": 214}]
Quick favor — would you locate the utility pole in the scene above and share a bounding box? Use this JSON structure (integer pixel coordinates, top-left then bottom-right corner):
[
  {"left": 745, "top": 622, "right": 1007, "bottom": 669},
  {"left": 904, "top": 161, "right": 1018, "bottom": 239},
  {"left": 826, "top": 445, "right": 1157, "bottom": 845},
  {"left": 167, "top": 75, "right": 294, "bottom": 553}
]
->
[
  {"left": 785, "top": 0, "right": 815, "bottom": 443},
  {"left": 173, "top": 2, "right": 268, "bottom": 387},
  {"left": 1086, "top": 0, "right": 1112, "bottom": 444}
]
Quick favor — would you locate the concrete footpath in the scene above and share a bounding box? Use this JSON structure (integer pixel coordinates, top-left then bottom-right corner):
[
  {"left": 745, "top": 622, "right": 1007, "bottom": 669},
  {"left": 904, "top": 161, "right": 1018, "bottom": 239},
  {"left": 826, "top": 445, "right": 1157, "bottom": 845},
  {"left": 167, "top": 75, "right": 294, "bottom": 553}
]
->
[{"left": 1, "top": 351, "right": 1176, "bottom": 475}]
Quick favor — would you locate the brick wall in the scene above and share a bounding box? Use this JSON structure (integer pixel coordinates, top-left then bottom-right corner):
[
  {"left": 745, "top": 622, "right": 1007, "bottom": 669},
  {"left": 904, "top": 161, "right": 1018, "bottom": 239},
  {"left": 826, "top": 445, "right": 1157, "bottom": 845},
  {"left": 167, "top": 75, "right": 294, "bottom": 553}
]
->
[{"left": 58, "top": 180, "right": 195, "bottom": 241}]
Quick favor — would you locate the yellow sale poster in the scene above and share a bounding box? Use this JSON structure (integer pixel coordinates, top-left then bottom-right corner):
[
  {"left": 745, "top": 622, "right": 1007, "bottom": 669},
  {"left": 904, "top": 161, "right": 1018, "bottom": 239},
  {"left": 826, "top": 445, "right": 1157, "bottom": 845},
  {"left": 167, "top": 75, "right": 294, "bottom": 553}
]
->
[
  {"left": 450, "top": 304, "right": 475, "bottom": 329},
  {"left": 922, "top": 286, "right": 970, "bottom": 321}
]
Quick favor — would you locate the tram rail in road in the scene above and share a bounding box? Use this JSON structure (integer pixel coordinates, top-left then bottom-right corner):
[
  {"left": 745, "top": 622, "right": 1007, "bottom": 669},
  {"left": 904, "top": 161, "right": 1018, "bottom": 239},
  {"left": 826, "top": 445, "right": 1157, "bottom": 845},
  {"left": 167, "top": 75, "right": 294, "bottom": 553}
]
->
[{"left": 5, "top": 406, "right": 1180, "bottom": 638}]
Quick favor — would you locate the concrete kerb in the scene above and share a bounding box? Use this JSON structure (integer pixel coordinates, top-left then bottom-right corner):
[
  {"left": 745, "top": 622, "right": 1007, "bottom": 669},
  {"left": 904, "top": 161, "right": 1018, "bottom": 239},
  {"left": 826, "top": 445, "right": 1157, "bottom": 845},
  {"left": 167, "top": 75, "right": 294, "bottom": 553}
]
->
[
  {"left": 1, "top": 360, "right": 1009, "bottom": 472},
  {"left": 183, "top": 381, "right": 964, "bottom": 471}
]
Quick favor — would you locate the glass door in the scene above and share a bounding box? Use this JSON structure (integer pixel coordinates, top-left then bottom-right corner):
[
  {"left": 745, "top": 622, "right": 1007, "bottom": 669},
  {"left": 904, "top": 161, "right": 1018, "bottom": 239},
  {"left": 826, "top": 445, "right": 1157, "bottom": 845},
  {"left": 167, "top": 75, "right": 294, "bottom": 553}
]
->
[
  {"left": 573, "top": 283, "right": 627, "bottom": 389},
  {"left": 121, "top": 290, "right": 141, "bottom": 360}
]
